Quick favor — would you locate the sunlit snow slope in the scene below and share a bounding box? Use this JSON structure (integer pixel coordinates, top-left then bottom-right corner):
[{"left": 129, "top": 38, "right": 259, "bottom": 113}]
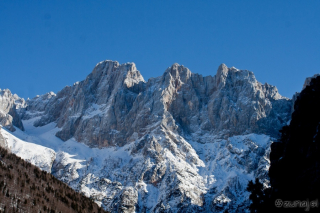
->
[{"left": 2, "top": 118, "right": 273, "bottom": 212}]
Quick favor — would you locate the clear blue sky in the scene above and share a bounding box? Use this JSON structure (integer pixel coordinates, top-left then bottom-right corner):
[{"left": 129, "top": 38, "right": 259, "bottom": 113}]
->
[{"left": 0, "top": 1, "right": 319, "bottom": 99}]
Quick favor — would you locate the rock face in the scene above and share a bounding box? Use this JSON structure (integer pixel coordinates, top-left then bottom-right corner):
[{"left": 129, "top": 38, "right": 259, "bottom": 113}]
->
[
  {"left": 24, "top": 61, "right": 146, "bottom": 147},
  {"left": 5, "top": 60, "right": 293, "bottom": 213},
  {"left": 269, "top": 75, "right": 320, "bottom": 202},
  {"left": 0, "top": 89, "right": 25, "bottom": 131},
  {"left": 110, "top": 187, "right": 139, "bottom": 213},
  {"left": 166, "top": 63, "right": 291, "bottom": 140},
  {"left": 25, "top": 61, "right": 291, "bottom": 147}
]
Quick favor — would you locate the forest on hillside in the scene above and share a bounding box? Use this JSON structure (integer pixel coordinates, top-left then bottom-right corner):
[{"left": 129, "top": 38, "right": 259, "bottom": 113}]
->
[{"left": 0, "top": 146, "right": 109, "bottom": 213}]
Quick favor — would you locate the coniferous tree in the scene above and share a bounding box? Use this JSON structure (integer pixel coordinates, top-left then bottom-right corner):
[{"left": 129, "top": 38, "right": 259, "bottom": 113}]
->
[{"left": 247, "top": 178, "right": 271, "bottom": 212}]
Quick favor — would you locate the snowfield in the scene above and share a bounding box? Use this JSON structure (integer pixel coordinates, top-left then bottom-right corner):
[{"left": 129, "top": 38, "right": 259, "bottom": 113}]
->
[{"left": 1, "top": 118, "right": 273, "bottom": 212}]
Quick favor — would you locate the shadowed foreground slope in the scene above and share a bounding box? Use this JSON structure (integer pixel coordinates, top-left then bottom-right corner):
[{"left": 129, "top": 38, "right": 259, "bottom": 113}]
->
[
  {"left": 247, "top": 76, "right": 320, "bottom": 212},
  {"left": 270, "top": 76, "right": 320, "bottom": 202},
  {"left": 0, "top": 145, "right": 108, "bottom": 213}
]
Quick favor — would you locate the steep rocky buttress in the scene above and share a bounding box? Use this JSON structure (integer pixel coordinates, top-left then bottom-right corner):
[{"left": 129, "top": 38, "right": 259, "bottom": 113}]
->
[{"left": 0, "top": 89, "right": 25, "bottom": 131}]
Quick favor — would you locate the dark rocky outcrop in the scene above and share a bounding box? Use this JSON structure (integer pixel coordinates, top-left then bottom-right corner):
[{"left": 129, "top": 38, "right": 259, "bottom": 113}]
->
[{"left": 269, "top": 76, "right": 320, "bottom": 210}]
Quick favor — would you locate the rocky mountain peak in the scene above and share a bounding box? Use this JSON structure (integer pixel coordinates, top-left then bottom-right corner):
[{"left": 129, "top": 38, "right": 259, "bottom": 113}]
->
[
  {"left": 161, "top": 64, "right": 192, "bottom": 95},
  {"left": 217, "top": 63, "right": 228, "bottom": 74},
  {"left": 90, "top": 60, "right": 145, "bottom": 89},
  {"left": 216, "top": 63, "right": 229, "bottom": 86},
  {"left": 0, "top": 88, "right": 24, "bottom": 131},
  {"left": 164, "top": 63, "right": 191, "bottom": 82},
  {"left": 302, "top": 73, "right": 320, "bottom": 90},
  {"left": 92, "top": 60, "right": 120, "bottom": 75},
  {"left": 123, "top": 63, "right": 145, "bottom": 89}
]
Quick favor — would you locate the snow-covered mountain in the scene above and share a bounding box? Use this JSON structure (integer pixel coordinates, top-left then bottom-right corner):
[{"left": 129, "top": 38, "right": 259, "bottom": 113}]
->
[{"left": 0, "top": 60, "right": 293, "bottom": 212}]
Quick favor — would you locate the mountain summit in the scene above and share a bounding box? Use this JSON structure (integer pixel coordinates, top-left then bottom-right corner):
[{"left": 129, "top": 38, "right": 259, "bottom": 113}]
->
[{"left": 21, "top": 60, "right": 291, "bottom": 147}]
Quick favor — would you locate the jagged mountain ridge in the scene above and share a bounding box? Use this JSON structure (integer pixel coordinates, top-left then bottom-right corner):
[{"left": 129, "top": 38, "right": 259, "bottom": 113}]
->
[
  {"left": 0, "top": 60, "right": 293, "bottom": 212},
  {"left": 21, "top": 61, "right": 291, "bottom": 147}
]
